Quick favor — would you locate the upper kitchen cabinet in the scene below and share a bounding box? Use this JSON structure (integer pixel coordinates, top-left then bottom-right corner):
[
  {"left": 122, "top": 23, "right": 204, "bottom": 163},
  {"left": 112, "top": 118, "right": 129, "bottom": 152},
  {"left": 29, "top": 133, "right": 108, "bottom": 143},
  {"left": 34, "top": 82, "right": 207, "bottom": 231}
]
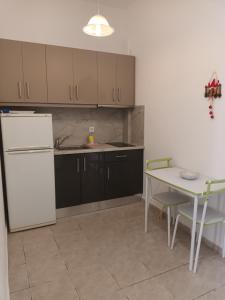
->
[
  {"left": 22, "top": 42, "right": 47, "bottom": 103},
  {"left": 0, "top": 39, "right": 23, "bottom": 102},
  {"left": 46, "top": 45, "right": 74, "bottom": 104},
  {"left": 73, "top": 49, "right": 98, "bottom": 104},
  {"left": 98, "top": 52, "right": 135, "bottom": 106},
  {"left": 98, "top": 52, "right": 117, "bottom": 105},
  {"left": 116, "top": 54, "right": 135, "bottom": 106}
]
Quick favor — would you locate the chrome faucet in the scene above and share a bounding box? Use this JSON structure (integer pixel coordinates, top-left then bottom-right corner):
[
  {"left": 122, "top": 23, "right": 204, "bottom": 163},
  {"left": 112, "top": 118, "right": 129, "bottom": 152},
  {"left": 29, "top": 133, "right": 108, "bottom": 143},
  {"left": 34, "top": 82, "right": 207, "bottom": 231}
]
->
[{"left": 54, "top": 135, "right": 71, "bottom": 149}]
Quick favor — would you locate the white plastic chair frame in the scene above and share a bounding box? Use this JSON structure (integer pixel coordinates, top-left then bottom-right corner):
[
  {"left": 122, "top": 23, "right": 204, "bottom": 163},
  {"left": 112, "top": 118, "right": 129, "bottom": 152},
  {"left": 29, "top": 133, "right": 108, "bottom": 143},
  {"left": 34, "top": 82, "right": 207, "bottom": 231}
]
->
[{"left": 171, "top": 179, "right": 225, "bottom": 273}]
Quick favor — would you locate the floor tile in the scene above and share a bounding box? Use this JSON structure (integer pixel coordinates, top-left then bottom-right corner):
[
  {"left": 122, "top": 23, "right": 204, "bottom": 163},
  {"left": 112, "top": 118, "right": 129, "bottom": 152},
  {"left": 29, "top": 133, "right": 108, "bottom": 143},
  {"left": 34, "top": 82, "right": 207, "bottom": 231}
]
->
[
  {"left": 21, "top": 227, "right": 53, "bottom": 243},
  {"left": 121, "top": 278, "right": 174, "bottom": 300},
  {"left": 64, "top": 242, "right": 102, "bottom": 269},
  {"left": 153, "top": 256, "right": 225, "bottom": 300},
  {"left": 9, "top": 264, "right": 29, "bottom": 293},
  {"left": 27, "top": 253, "right": 68, "bottom": 287},
  {"left": 10, "top": 289, "right": 32, "bottom": 300},
  {"left": 50, "top": 218, "right": 80, "bottom": 238},
  {"left": 106, "top": 256, "right": 150, "bottom": 288},
  {"left": 31, "top": 277, "right": 79, "bottom": 300},
  {"left": 140, "top": 242, "right": 190, "bottom": 277},
  {"left": 68, "top": 263, "right": 119, "bottom": 300},
  {"left": 24, "top": 238, "right": 59, "bottom": 259},
  {"left": 55, "top": 230, "right": 89, "bottom": 257},
  {"left": 8, "top": 234, "right": 25, "bottom": 268},
  {"left": 196, "top": 285, "right": 225, "bottom": 299}
]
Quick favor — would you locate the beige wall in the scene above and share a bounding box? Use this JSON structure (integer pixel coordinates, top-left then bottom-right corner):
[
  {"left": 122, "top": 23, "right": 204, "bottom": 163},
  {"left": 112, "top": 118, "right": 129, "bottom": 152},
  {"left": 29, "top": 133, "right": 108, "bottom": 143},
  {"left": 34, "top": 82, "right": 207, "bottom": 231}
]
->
[
  {"left": 0, "top": 0, "right": 129, "bottom": 54},
  {"left": 128, "top": 0, "right": 225, "bottom": 248}
]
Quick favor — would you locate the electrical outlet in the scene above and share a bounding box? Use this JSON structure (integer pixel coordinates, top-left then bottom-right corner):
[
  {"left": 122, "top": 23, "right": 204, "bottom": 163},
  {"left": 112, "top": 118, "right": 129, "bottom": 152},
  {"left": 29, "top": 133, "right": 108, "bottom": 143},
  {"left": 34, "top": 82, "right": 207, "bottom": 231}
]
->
[{"left": 89, "top": 126, "right": 95, "bottom": 134}]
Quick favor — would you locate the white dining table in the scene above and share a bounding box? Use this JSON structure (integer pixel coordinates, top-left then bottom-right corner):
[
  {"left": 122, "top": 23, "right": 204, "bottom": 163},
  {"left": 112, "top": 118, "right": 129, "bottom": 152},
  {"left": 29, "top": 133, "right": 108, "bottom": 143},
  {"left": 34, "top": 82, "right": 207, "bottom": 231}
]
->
[{"left": 145, "top": 167, "right": 211, "bottom": 271}]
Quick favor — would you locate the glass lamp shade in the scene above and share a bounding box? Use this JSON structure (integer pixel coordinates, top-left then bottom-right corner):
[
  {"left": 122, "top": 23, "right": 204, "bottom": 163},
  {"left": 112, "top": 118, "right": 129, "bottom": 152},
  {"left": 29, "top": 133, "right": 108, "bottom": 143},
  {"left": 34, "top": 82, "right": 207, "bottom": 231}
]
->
[{"left": 83, "top": 14, "right": 114, "bottom": 37}]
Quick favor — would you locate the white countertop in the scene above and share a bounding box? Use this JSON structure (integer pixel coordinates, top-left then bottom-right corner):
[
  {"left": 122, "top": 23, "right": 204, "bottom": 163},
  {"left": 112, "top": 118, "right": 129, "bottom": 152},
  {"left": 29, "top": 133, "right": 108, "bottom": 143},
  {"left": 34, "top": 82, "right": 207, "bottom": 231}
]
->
[{"left": 54, "top": 145, "right": 144, "bottom": 155}]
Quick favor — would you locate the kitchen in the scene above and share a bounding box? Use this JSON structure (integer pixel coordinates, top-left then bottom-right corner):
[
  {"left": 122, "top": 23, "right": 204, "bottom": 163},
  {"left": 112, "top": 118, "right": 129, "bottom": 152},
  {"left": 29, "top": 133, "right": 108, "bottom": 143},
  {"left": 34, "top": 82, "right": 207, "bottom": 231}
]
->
[{"left": 1, "top": 0, "right": 225, "bottom": 300}]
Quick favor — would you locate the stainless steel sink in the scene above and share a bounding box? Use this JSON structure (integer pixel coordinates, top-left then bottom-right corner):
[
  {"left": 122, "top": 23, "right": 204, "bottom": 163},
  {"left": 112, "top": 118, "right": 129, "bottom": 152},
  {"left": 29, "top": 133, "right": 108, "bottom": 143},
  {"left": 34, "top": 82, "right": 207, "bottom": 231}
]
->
[{"left": 55, "top": 145, "right": 88, "bottom": 151}]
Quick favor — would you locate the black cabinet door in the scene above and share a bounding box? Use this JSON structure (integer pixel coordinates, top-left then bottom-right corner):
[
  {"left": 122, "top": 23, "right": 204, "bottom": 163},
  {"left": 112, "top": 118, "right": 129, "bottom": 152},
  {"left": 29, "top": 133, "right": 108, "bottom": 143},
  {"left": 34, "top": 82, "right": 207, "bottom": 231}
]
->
[
  {"left": 55, "top": 154, "right": 81, "bottom": 208},
  {"left": 81, "top": 153, "right": 104, "bottom": 203},
  {"left": 104, "top": 150, "right": 143, "bottom": 199}
]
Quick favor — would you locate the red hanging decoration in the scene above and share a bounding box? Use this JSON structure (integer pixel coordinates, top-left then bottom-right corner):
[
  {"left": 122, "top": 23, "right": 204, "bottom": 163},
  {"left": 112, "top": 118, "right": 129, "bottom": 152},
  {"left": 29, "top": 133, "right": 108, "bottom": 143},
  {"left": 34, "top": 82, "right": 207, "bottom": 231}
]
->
[{"left": 204, "top": 72, "right": 222, "bottom": 119}]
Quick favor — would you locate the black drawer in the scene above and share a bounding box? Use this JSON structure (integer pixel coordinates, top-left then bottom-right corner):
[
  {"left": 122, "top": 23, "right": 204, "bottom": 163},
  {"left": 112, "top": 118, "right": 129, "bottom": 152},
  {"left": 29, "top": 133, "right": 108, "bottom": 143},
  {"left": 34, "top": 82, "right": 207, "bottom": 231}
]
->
[{"left": 104, "top": 149, "right": 143, "bottom": 162}]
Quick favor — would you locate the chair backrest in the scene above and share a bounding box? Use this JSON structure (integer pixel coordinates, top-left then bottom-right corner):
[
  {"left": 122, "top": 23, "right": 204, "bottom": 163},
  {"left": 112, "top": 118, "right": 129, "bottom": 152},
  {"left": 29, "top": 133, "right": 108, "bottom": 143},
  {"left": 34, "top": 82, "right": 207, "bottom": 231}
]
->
[
  {"left": 204, "top": 179, "right": 225, "bottom": 200},
  {"left": 146, "top": 157, "right": 172, "bottom": 171}
]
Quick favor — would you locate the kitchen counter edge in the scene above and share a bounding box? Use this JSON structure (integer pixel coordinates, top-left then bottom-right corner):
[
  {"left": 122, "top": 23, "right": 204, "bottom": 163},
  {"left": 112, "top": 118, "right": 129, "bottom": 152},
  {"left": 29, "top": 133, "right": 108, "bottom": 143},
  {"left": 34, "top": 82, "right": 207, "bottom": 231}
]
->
[{"left": 54, "top": 145, "right": 144, "bottom": 155}]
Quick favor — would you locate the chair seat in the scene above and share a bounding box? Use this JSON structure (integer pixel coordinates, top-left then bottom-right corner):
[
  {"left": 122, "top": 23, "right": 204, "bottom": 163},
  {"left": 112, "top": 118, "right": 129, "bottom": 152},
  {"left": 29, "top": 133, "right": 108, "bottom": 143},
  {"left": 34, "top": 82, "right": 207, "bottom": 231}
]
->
[
  {"left": 178, "top": 203, "right": 225, "bottom": 225},
  {"left": 153, "top": 192, "right": 190, "bottom": 207}
]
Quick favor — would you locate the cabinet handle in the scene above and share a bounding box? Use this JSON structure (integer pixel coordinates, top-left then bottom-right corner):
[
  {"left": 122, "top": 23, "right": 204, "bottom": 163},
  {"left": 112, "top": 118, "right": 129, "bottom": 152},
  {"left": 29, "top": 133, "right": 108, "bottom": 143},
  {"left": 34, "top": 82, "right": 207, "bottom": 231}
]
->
[
  {"left": 77, "top": 158, "right": 80, "bottom": 173},
  {"left": 25, "top": 82, "right": 30, "bottom": 99},
  {"left": 112, "top": 88, "right": 115, "bottom": 102},
  {"left": 83, "top": 156, "right": 86, "bottom": 172},
  {"left": 116, "top": 155, "right": 127, "bottom": 158},
  {"left": 75, "top": 85, "right": 79, "bottom": 101},
  {"left": 107, "top": 167, "right": 110, "bottom": 181},
  {"left": 117, "top": 88, "right": 120, "bottom": 102},
  {"left": 17, "top": 82, "right": 22, "bottom": 98},
  {"left": 69, "top": 85, "right": 72, "bottom": 100}
]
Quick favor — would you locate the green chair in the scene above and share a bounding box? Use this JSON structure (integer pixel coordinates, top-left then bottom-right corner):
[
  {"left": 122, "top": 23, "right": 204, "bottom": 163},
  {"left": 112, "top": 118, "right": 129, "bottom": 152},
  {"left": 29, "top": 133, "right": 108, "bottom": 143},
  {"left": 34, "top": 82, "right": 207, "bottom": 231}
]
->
[
  {"left": 171, "top": 179, "right": 225, "bottom": 273},
  {"left": 146, "top": 158, "right": 190, "bottom": 247}
]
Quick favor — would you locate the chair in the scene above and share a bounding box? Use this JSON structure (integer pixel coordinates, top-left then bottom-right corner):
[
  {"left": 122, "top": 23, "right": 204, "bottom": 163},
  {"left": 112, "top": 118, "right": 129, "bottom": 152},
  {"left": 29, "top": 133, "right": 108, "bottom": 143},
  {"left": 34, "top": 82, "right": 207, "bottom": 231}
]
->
[
  {"left": 146, "top": 157, "right": 190, "bottom": 247},
  {"left": 171, "top": 179, "right": 225, "bottom": 273}
]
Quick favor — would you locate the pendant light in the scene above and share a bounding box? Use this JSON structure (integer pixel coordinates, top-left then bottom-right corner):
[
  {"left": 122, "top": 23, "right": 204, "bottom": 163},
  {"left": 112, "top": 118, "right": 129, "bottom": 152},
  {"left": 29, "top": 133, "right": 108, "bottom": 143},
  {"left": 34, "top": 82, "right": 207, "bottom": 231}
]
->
[{"left": 83, "top": 0, "right": 114, "bottom": 37}]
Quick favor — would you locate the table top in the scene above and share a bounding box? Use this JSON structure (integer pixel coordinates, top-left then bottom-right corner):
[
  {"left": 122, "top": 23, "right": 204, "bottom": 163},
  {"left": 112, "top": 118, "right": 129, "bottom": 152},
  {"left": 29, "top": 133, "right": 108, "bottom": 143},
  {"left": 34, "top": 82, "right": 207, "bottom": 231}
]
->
[{"left": 145, "top": 167, "right": 211, "bottom": 196}]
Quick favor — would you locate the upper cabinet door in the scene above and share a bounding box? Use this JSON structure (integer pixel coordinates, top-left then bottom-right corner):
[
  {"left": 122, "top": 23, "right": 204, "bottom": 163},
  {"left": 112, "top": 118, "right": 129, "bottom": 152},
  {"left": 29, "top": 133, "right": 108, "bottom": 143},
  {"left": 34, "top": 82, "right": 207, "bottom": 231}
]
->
[
  {"left": 116, "top": 55, "right": 135, "bottom": 106},
  {"left": 22, "top": 42, "right": 47, "bottom": 103},
  {"left": 73, "top": 49, "right": 98, "bottom": 104},
  {"left": 46, "top": 45, "right": 74, "bottom": 103},
  {"left": 0, "top": 39, "right": 23, "bottom": 102},
  {"left": 98, "top": 52, "right": 116, "bottom": 105}
]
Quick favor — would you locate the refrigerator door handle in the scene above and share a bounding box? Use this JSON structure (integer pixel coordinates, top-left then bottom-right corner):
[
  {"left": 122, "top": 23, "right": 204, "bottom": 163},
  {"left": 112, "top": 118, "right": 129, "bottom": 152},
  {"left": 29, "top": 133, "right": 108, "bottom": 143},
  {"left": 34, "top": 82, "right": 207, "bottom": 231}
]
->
[
  {"left": 7, "top": 149, "right": 53, "bottom": 155},
  {"left": 7, "top": 146, "right": 52, "bottom": 152}
]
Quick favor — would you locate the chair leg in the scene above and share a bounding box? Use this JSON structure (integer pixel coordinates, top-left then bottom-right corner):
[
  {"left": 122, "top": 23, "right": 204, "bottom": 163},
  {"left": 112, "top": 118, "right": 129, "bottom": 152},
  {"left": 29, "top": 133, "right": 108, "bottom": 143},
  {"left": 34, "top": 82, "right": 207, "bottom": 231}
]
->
[
  {"left": 167, "top": 206, "right": 171, "bottom": 247},
  {"left": 171, "top": 214, "right": 180, "bottom": 249},
  {"left": 193, "top": 201, "right": 208, "bottom": 273},
  {"left": 222, "top": 221, "right": 225, "bottom": 258},
  {"left": 172, "top": 206, "right": 177, "bottom": 225}
]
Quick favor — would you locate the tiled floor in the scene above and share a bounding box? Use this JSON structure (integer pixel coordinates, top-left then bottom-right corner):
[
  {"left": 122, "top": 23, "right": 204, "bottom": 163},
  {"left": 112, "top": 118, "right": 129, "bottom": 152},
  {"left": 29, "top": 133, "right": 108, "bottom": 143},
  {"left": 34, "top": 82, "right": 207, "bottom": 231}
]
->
[{"left": 8, "top": 198, "right": 225, "bottom": 300}]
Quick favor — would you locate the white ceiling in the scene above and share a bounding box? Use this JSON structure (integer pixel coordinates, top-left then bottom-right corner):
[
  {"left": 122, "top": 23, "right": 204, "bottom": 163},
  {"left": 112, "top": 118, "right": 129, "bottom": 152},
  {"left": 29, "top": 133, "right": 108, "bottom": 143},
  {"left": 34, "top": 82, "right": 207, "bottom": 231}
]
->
[{"left": 83, "top": 0, "right": 135, "bottom": 9}]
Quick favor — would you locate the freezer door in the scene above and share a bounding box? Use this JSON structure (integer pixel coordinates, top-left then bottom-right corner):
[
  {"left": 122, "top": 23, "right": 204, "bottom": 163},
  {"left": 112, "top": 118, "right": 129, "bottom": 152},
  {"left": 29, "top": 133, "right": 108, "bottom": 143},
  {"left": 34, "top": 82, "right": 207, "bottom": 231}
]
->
[
  {"left": 1, "top": 115, "right": 53, "bottom": 151},
  {"left": 4, "top": 149, "right": 56, "bottom": 231}
]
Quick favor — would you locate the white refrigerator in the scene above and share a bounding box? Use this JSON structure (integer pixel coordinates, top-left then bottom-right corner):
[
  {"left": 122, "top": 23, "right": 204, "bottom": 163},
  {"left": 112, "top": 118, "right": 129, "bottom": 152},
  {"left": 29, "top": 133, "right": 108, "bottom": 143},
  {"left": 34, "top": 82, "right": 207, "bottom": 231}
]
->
[{"left": 1, "top": 113, "right": 56, "bottom": 232}]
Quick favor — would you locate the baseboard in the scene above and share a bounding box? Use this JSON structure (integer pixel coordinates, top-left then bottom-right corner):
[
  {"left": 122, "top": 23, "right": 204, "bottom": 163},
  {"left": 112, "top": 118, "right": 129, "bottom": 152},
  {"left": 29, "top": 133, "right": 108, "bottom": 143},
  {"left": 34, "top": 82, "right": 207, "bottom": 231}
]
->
[{"left": 56, "top": 195, "right": 141, "bottom": 219}]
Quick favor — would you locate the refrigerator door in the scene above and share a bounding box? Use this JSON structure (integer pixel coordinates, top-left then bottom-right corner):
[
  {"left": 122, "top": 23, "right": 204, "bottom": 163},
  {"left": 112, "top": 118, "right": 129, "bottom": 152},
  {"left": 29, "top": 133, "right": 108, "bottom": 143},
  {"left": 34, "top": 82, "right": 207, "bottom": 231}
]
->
[
  {"left": 4, "top": 149, "right": 56, "bottom": 231},
  {"left": 1, "top": 114, "right": 53, "bottom": 151}
]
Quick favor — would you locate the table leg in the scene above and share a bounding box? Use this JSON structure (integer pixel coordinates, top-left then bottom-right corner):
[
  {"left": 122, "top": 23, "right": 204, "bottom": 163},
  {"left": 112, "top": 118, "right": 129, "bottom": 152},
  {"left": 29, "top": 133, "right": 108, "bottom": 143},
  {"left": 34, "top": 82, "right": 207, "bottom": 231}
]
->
[
  {"left": 189, "top": 195, "right": 198, "bottom": 271},
  {"left": 145, "top": 174, "right": 149, "bottom": 232}
]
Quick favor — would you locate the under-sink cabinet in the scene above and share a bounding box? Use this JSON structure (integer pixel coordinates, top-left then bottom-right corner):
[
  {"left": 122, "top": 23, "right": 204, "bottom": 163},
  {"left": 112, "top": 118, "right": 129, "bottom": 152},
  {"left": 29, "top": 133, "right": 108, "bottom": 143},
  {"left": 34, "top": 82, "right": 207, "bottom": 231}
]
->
[
  {"left": 55, "top": 152, "right": 104, "bottom": 208},
  {"left": 54, "top": 150, "right": 143, "bottom": 209}
]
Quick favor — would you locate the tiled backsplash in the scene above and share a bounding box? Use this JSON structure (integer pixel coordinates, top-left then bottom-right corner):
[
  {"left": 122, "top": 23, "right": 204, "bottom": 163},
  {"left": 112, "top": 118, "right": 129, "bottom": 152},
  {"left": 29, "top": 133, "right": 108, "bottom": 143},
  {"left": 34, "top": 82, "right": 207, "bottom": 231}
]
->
[{"left": 34, "top": 106, "right": 144, "bottom": 146}]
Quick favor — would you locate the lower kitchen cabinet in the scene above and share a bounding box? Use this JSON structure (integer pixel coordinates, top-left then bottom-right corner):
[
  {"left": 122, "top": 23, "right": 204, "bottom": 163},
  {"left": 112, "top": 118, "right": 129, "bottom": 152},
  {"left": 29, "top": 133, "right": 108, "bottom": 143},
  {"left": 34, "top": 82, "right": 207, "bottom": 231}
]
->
[
  {"left": 55, "top": 154, "right": 81, "bottom": 208},
  {"left": 104, "top": 150, "right": 143, "bottom": 199},
  {"left": 81, "top": 152, "right": 104, "bottom": 204},
  {"left": 54, "top": 152, "right": 104, "bottom": 208},
  {"left": 54, "top": 149, "right": 143, "bottom": 209}
]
